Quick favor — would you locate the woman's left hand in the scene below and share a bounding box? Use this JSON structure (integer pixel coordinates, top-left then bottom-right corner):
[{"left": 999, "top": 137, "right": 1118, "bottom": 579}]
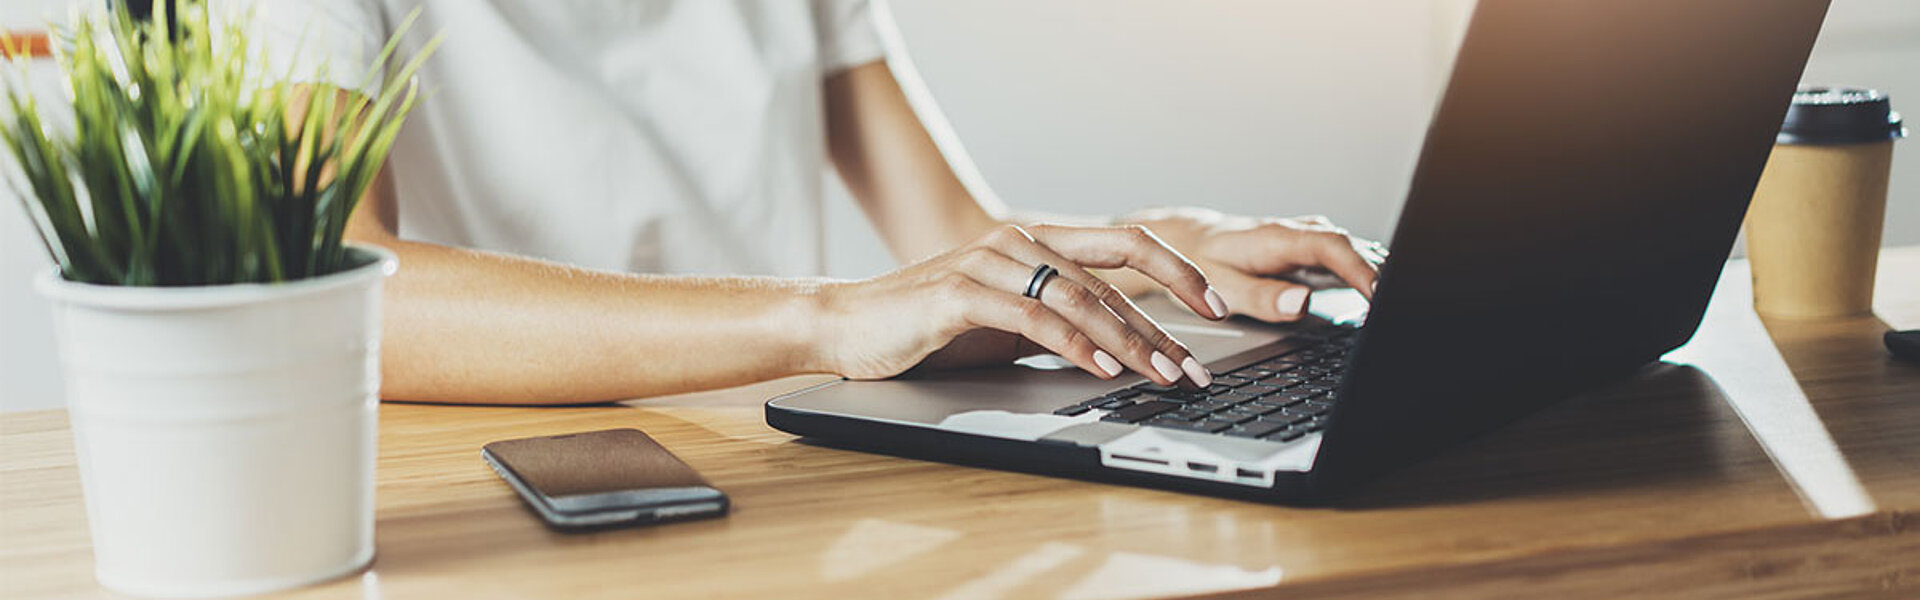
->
[{"left": 1118, "top": 207, "right": 1388, "bottom": 322}]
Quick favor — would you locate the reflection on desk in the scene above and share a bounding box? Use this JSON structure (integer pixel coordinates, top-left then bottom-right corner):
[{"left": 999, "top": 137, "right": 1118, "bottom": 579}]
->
[{"left": 4, "top": 248, "right": 1920, "bottom": 599}]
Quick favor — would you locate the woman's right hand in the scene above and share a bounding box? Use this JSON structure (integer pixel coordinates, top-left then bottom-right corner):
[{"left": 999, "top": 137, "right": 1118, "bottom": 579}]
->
[{"left": 811, "top": 224, "right": 1232, "bottom": 387}]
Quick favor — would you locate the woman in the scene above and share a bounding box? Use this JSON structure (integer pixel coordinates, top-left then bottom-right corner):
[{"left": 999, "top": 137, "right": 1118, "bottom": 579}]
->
[{"left": 245, "top": 0, "right": 1383, "bottom": 404}]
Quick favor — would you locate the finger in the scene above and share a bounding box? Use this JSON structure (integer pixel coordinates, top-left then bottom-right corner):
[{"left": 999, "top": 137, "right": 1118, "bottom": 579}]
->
[
  {"left": 935, "top": 274, "right": 1120, "bottom": 380},
  {"left": 977, "top": 227, "right": 1208, "bottom": 385},
  {"left": 952, "top": 246, "right": 1192, "bottom": 386},
  {"left": 1016, "top": 224, "right": 1225, "bottom": 321},
  {"left": 1356, "top": 238, "right": 1391, "bottom": 264},
  {"left": 1307, "top": 232, "right": 1381, "bottom": 300},
  {"left": 1208, "top": 267, "right": 1315, "bottom": 323}
]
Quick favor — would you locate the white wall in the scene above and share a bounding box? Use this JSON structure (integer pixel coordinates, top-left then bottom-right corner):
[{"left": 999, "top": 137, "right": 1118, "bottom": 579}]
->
[
  {"left": 1797, "top": 0, "right": 1920, "bottom": 256},
  {"left": 5, "top": 1, "right": 1918, "bottom": 412}
]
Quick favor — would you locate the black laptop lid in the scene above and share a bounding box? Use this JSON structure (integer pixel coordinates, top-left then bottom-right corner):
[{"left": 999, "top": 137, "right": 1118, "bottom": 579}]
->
[{"left": 1309, "top": 0, "right": 1830, "bottom": 493}]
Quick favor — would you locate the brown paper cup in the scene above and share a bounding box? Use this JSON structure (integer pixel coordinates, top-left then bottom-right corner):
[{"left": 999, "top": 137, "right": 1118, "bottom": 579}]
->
[{"left": 1745, "top": 141, "right": 1894, "bottom": 319}]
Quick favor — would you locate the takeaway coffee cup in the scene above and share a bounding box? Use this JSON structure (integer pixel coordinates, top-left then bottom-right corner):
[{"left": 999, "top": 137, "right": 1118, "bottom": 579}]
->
[{"left": 1746, "top": 87, "right": 1906, "bottom": 319}]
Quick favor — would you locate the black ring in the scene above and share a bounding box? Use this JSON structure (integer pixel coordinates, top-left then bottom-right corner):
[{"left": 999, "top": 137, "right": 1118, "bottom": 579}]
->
[{"left": 1023, "top": 264, "right": 1059, "bottom": 299}]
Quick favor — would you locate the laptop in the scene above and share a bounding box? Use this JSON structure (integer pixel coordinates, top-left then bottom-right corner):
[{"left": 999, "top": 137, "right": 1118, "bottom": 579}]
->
[{"left": 767, "top": 0, "right": 1833, "bottom": 502}]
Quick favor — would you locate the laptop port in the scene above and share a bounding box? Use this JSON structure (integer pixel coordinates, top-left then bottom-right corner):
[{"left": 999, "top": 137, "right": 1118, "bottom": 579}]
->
[
  {"left": 1236, "top": 468, "right": 1264, "bottom": 479},
  {"left": 1186, "top": 462, "right": 1218, "bottom": 473},
  {"left": 1109, "top": 454, "right": 1169, "bottom": 467}
]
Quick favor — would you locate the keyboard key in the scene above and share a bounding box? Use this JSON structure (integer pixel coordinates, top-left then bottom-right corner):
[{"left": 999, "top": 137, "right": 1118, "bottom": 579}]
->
[
  {"left": 1189, "top": 400, "right": 1233, "bottom": 413},
  {"left": 1221, "top": 399, "right": 1262, "bottom": 411},
  {"left": 1212, "top": 411, "right": 1260, "bottom": 425},
  {"left": 1244, "top": 402, "right": 1289, "bottom": 416},
  {"left": 1243, "top": 383, "right": 1287, "bottom": 395},
  {"left": 1146, "top": 418, "right": 1235, "bottom": 434},
  {"left": 1169, "top": 409, "right": 1211, "bottom": 422},
  {"left": 1213, "top": 375, "right": 1253, "bottom": 388},
  {"left": 1096, "top": 398, "right": 1135, "bottom": 410},
  {"left": 1148, "top": 384, "right": 1204, "bottom": 395},
  {"left": 1270, "top": 410, "right": 1314, "bottom": 425},
  {"left": 1192, "top": 418, "right": 1240, "bottom": 432},
  {"left": 1142, "top": 415, "right": 1191, "bottom": 429},
  {"left": 1053, "top": 405, "right": 1092, "bottom": 416},
  {"left": 1104, "top": 389, "right": 1144, "bottom": 401},
  {"left": 1215, "top": 390, "right": 1262, "bottom": 404},
  {"left": 1239, "top": 368, "right": 1281, "bottom": 379},
  {"left": 1267, "top": 389, "right": 1323, "bottom": 403},
  {"left": 1222, "top": 426, "right": 1268, "bottom": 439},
  {"left": 1134, "top": 383, "right": 1181, "bottom": 394},
  {"left": 1159, "top": 391, "right": 1211, "bottom": 403},
  {"left": 1266, "top": 427, "right": 1308, "bottom": 442},
  {"left": 1229, "top": 420, "right": 1292, "bottom": 439},
  {"left": 1294, "top": 403, "right": 1330, "bottom": 417},
  {"left": 1101, "top": 400, "right": 1179, "bottom": 423},
  {"left": 1255, "top": 396, "right": 1304, "bottom": 409},
  {"left": 1105, "top": 400, "right": 1175, "bottom": 425},
  {"left": 1216, "top": 404, "right": 1263, "bottom": 416}
]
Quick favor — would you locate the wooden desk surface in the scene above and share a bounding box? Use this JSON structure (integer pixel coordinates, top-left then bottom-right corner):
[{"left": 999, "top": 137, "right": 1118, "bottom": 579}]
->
[{"left": 6, "top": 249, "right": 1920, "bottom": 599}]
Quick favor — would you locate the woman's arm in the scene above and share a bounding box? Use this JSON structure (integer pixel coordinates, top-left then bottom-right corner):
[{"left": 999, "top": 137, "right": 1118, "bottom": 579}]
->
[
  {"left": 344, "top": 169, "right": 827, "bottom": 405},
  {"left": 347, "top": 171, "right": 1228, "bottom": 403},
  {"left": 824, "top": 62, "right": 1003, "bottom": 264}
]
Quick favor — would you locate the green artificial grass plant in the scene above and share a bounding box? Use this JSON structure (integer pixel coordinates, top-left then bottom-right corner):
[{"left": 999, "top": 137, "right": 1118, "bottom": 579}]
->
[{"left": 1, "top": 0, "right": 438, "bottom": 286}]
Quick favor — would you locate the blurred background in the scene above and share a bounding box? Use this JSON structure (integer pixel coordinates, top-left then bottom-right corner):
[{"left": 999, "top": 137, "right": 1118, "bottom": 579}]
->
[{"left": 4, "top": 0, "right": 1917, "bottom": 411}]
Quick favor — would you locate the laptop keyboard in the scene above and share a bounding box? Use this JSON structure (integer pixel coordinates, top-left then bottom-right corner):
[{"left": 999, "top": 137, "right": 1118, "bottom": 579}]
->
[{"left": 1051, "top": 328, "right": 1358, "bottom": 443}]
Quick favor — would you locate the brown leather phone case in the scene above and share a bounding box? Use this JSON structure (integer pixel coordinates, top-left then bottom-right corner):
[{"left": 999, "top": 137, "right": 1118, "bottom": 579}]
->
[{"left": 481, "top": 428, "right": 728, "bottom": 529}]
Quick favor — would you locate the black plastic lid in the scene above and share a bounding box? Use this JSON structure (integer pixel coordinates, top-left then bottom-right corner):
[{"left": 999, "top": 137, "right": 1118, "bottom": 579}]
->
[{"left": 1778, "top": 87, "right": 1906, "bottom": 145}]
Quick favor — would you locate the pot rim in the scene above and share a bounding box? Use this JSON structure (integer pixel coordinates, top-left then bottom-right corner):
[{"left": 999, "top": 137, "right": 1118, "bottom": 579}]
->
[{"left": 34, "top": 244, "right": 397, "bottom": 311}]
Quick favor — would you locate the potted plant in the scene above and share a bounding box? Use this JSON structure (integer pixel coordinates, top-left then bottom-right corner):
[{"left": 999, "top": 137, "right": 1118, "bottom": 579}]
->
[{"left": 2, "top": 2, "right": 435, "bottom": 596}]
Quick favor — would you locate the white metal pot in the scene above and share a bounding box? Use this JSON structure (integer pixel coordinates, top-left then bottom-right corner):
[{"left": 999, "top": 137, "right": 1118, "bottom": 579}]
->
[{"left": 36, "top": 245, "right": 395, "bottom": 598}]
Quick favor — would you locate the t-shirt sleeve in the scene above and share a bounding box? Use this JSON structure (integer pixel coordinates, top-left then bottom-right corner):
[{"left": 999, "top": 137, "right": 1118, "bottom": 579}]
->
[
  {"left": 813, "top": 0, "right": 888, "bottom": 73},
  {"left": 213, "top": 0, "right": 389, "bottom": 94}
]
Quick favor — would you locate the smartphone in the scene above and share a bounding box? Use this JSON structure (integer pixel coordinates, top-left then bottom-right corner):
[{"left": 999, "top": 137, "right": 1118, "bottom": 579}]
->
[{"left": 481, "top": 428, "right": 729, "bottom": 530}]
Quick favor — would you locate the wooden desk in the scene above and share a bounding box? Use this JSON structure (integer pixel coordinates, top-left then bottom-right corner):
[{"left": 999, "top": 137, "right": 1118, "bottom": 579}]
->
[{"left": 6, "top": 250, "right": 1920, "bottom": 599}]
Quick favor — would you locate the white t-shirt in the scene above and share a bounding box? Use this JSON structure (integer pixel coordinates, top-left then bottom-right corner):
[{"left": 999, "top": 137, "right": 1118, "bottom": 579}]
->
[{"left": 237, "top": 0, "right": 887, "bottom": 276}]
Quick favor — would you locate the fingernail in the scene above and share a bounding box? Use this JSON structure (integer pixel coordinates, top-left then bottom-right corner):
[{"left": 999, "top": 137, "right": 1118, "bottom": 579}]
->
[
  {"left": 1092, "top": 350, "right": 1124, "bottom": 378},
  {"left": 1181, "top": 356, "right": 1213, "bottom": 387},
  {"left": 1150, "top": 352, "right": 1184, "bottom": 383},
  {"left": 1277, "top": 287, "right": 1310, "bottom": 317},
  {"left": 1203, "top": 287, "right": 1229, "bottom": 319}
]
